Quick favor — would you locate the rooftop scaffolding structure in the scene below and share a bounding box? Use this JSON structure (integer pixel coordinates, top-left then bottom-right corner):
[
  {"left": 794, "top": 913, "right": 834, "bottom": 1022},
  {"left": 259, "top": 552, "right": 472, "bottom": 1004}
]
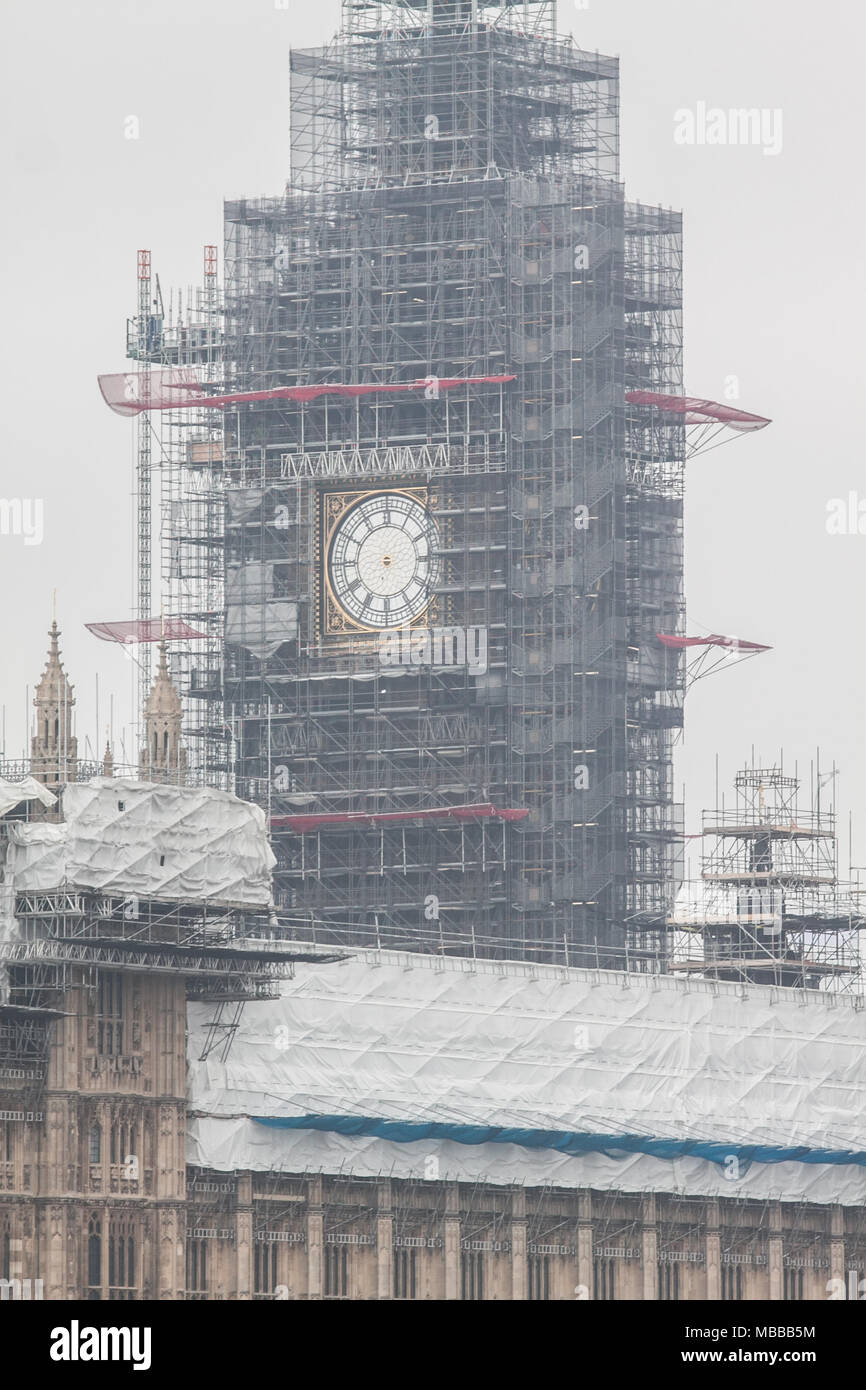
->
[
  {"left": 670, "top": 763, "right": 864, "bottom": 989},
  {"left": 343, "top": 0, "right": 560, "bottom": 42},
  {"left": 292, "top": 1, "right": 616, "bottom": 193}
]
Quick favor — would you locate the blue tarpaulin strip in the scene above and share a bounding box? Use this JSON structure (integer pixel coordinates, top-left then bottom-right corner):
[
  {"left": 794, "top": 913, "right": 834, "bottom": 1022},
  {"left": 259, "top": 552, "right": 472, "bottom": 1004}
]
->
[{"left": 251, "top": 1115, "right": 866, "bottom": 1170}]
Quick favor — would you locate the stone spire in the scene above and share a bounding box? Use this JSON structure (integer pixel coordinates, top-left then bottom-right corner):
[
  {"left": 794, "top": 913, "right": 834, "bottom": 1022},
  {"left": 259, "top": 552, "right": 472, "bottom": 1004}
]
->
[
  {"left": 139, "top": 642, "right": 187, "bottom": 784},
  {"left": 31, "top": 620, "right": 78, "bottom": 792}
]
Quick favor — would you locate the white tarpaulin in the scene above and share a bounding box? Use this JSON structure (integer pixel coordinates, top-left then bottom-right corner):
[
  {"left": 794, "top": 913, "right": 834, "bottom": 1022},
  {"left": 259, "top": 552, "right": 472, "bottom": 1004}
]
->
[
  {"left": 3, "top": 822, "right": 67, "bottom": 886},
  {"left": 225, "top": 563, "right": 299, "bottom": 659},
  {"left": 4, "top": 778, "right": 275, "bottom": 905},
  {"left": 0, "top": 884, "right": 19, "bottom": 1003},
  {"left": 187, "top": 952, "right": 866, "bottom": 1204},
  {"left": 0, "top": 776, "right": 56, "bottom": 818}
]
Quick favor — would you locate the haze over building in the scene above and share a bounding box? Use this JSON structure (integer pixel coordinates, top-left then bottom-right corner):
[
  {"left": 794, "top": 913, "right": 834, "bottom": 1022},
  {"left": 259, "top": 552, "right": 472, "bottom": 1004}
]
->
[{"left": 1, "top": 0, "right": 864, "bottom": 1304}]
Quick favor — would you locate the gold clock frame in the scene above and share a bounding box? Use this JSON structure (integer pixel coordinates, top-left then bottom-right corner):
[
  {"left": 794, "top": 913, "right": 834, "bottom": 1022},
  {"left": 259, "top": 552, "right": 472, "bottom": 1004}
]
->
[{"left": 316, "top": 484, "right": 440, "bottom": 639}]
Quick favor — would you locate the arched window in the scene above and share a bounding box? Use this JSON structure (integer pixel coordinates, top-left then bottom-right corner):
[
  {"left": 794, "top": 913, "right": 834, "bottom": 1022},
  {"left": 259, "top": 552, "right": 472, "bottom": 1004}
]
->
[
  {"left": 89, "top": 1124, "right": 101, "bottom": 1165},
  {"left": 97, "top": 973, "right": 124, "bottom": 1056},
  {"left": 460, "top": 1248, "right": 484, "bottom": 1301},
  {"left": 109, "top": 1217, "right": 136, "bottom": 1299},
  {"left": 324, "top": 1243, "right": 349, "bottom": 1298},
  {"left": 187, "top": 1239, "right": 208, "bottom": 1296}
]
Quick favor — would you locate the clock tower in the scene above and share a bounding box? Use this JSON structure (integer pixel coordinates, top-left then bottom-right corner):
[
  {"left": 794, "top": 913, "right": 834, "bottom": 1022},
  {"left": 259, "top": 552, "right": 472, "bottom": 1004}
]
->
[{"left": 212, "top": 0, "right": 685, "bottom": 964}]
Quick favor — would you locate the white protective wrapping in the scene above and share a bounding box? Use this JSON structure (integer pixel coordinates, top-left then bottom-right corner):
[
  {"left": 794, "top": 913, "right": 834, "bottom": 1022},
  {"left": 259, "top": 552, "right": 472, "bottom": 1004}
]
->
[
  {"left": 3, "top": 823, "right": 67, "bottom": 886},
  {"left": 0, "top": 884, "right": 19, "bottom": 1003},
  {"left": 0, "top": 776, "right": 57, "bottom": 818},
  {"left": 225, "top": 563, "right": 299, "bottom": 659},
  {"left": 4, "top": 778, "right": 275, "bottom": 905},
  {"left": 187, "top": 952, "right": 866, "bottom": 1204}
]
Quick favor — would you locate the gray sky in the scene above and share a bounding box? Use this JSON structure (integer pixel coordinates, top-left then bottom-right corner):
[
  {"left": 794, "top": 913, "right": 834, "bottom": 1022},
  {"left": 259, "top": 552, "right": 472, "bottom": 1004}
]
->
[{"left": 1, "top": 0, "right": 863, "bottom": 873}]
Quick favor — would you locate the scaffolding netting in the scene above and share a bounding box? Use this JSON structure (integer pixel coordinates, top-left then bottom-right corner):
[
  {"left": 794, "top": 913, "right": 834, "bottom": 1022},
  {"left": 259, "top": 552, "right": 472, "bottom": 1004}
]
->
[
  {"left": 187, "top": 952, "right": 866, "bottom": 1204},
  {"left": 85, "top": 618, "right": 210, "bottom": 644}
]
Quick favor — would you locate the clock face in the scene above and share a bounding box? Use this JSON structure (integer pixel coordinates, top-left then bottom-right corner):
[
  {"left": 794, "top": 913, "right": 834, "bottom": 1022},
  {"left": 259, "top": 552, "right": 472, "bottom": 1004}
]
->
[{"left": 327, "top": 491, "right": 439, "bottom": 629}]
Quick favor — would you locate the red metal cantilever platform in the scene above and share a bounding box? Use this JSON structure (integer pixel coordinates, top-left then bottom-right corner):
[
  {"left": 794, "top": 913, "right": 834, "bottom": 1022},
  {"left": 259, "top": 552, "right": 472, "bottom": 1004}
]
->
[{"left": 98, "top": 371, "right": 517, "bottom": 417}]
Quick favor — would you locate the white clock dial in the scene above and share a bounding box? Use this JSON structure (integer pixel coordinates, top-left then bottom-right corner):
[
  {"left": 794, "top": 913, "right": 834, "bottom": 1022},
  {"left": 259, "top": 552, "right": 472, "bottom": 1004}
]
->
[{"left": 328, "top": 492, "right": 439, "bottom": 629}]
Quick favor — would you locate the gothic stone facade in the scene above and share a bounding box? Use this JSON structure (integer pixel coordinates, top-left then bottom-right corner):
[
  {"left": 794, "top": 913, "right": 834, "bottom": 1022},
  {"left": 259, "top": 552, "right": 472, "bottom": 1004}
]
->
[
  {"left": 1, "top": 968, "right": 186, "bottom": 1299},
  {"left": 3, "top": 969, "right": 864, "bottom": 1306}
]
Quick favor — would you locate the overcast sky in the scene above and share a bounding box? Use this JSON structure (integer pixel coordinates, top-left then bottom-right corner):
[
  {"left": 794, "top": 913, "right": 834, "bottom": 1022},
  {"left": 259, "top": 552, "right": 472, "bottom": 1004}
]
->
[{"left": 1, "top": 0, "right": 863, "bottom": 876}]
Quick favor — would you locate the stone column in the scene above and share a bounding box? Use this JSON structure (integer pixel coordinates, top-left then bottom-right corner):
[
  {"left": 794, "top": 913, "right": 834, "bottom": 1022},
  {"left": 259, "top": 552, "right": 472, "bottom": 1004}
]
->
[
  {"left": 705, "top": 1198, "right": 721, "bottom": 1300},
  {"left": 306, "top": 1175, "right": 323, "bottom": 1299},
  {"left": 43, "top": 1204, "right": 67, "bottom": 1301},
  {"left": 235, "top": 1173, "right": 253, "bottom": 1300},
  {"left": 829, "top": 1204, "right": 845, "bottom": 1297},
  {"left": 511, "top": 1188, "right": 527, "bottom": 1301},
  {"left": 768, "top": 1201, "right": 783, "bottom": 1301},
  {"left": 642, "top": 1194, "right": 658, "bottom": 1301},
  {"left": 377, "top": 1179, "right": 393, "bottom": 1300},
  {"left": 157, "top": 1204, "right": 184, "bottom": 1300},
  {"left": 577, "top": 1191, "right": 593, "bottom": 1299},
  {"left": 444, "top": 1183, "right": 461, "bottom": 1301},
  {"left": 156, "top": 1103, "right": 179, "bottom": 1200},
  {"left": 141, "top": 1213, "right": 154, "bottom": 1300},
  {"left": 42, "top": 1096, "right": 71, "bottom": 1217}
]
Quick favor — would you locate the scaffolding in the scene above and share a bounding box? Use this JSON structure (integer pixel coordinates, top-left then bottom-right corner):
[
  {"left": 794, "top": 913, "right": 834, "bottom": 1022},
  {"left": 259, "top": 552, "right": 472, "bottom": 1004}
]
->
[
  {"left": 115, "top": 0, "right": 687, "bottom": 967},
  {"left": 291, "top": 1, "right": 617, "bottom": 193},
  {"left": 0, "top": 874, "right": 338, "bottom": 1156},
  {"left": 671, "top": 764, "right": 864, "bottom": 988},
  {"left": 136, "top": 251, "right": 153, "bottom": 726},
  {"left": 125, "top": 247, "right": 228, "bottom": 785}
]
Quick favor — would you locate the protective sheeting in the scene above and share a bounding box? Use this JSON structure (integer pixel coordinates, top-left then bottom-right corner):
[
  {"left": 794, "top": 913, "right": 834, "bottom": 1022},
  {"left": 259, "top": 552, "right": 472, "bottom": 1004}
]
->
[
  {"left": 4, "top": 823, "right": 67, "bottom": 886},
  {"left": 4, "top": 778, "right": 275, "bottom": 905},
  {"left": 187, "top": 952, "right": 866, "bottom": 1204},
  {"left": 0, "top": 885, "right": 18, "bottom": 1004},
  {"left": 225, "top": 603, "right": 299, "bottom": 660},
  {"left": 0, "top": 886, "right": 17, "bottom": 938},
  {"left": 226, "top": 563, "right": 299, "bottom": 659},
  {"left": 0, "top": 776, "right": 56, "bottom": 818},
  {"left": 226, "top": 489, "right": 266, "bottom": 525}
]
